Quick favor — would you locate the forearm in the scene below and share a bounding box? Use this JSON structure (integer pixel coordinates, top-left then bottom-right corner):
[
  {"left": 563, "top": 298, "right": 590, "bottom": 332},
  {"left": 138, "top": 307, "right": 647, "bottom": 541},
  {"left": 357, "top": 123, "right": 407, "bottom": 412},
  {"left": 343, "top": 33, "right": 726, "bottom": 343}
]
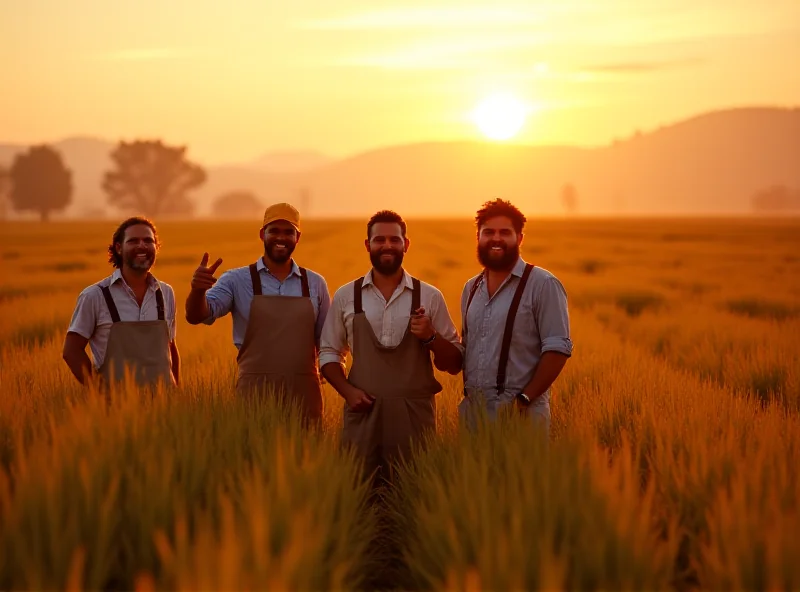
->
[
  {"left": 185, "top": 289, "right": 211, "bottom": 324},
  {"left": 428, "top": 334, "right": 463, "bottom": 374},
  {"left": 64, "top": 350, "right": 93, "bottom": 385},
  {"left": 522, "top": 352, "right": 570, "bottom": 401},
  {"left": 170, "top": 343, "right": 181, "bottom": 385},
  {"left": 320, "top": 362, "right": 352, "bottom": 398}
]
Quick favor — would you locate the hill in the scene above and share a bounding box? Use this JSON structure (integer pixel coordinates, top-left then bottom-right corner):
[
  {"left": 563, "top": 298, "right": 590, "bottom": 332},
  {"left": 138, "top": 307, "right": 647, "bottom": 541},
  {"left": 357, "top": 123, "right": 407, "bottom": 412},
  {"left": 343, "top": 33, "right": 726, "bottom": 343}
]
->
[{"left": 1, "top": 106, "right": 798, "bottom": 218}]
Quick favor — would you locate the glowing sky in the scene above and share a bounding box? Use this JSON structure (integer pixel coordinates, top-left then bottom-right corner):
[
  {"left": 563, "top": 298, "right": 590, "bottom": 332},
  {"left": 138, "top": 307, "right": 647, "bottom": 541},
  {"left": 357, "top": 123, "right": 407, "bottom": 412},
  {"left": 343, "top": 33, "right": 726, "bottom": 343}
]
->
[{"left": 2, "top": 0, "right": 798, "bottom": 163}]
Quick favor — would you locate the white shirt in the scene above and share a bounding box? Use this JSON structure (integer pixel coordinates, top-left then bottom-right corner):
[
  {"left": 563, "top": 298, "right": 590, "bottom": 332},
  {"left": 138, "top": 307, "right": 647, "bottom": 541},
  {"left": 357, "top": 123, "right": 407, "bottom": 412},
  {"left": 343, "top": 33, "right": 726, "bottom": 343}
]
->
[
  {"left": 67, "top": 269, "right": 177, "bottom": 369},
  {"left": 319, "top": 269, "right": 464, "bottom": 368}
]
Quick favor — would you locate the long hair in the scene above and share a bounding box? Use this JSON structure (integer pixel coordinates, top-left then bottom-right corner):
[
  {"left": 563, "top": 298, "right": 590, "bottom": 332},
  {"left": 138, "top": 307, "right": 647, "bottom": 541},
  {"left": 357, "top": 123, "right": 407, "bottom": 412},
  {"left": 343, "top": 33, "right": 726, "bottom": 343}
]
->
[{"left": 107, "top": 216, "right": 161, "bottom": 268}]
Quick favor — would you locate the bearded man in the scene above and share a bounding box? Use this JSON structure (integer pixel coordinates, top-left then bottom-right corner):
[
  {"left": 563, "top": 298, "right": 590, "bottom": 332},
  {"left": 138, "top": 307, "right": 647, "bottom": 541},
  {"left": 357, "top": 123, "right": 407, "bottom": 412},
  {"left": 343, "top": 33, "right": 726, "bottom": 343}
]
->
[
  {"left": 63, "top": 216, "right": 180, "bottom": 388},
  {"left": 458, "top": 199, "right": 574, "bottom": 436},
  {"left": 185, "top": 203, "right": 331, "bottom": 424},
  {"left": 319, "top": 210, "right": 463, "bottom": 484}
]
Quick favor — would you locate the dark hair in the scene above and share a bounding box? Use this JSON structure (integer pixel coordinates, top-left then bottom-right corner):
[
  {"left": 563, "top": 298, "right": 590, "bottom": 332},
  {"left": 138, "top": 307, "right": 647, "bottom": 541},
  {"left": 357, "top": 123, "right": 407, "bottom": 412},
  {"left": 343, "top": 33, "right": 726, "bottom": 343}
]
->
[
  {"left": 107, "top": 216, "right": 161, "bottom": 268},
  {"left": 367, "top": 210, "right": 407, "bottom": 239},
  {"left": 475, "top": 198, "right": 526, "bottom": 234}
]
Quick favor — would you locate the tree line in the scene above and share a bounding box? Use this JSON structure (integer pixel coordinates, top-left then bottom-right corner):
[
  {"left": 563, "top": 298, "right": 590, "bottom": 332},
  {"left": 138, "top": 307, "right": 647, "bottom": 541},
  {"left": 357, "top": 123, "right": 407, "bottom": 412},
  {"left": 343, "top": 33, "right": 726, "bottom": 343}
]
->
[{"left": 0, "top": 140, "right": 207, "bottom": 222}]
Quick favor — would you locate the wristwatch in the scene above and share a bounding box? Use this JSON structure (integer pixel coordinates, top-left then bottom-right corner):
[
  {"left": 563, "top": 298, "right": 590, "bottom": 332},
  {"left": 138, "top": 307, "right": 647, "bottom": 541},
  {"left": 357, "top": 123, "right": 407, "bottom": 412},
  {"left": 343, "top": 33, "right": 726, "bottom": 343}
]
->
[
  {"left": 422, "top": 332, "right": 437, "bottom": 346},
  {"left": 516, "top": 392, "right": 532, "bottom": 405}
]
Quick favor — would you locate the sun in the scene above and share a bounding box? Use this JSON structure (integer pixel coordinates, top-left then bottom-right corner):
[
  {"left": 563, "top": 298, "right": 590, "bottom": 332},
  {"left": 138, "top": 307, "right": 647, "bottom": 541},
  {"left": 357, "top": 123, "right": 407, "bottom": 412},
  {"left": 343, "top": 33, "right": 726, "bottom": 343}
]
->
[{"left": 471, "top": 93, "right": 531, "bottom": 141}]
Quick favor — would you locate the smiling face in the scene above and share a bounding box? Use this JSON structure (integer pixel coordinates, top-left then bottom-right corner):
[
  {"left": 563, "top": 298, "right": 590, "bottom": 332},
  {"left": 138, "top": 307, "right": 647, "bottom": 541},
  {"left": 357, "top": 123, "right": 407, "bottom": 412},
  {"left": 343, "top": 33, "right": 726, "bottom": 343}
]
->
[
  {"left": 118, "top": 224, "right": 157, "bottom": 272},
  {"left": 477, "top": 215, "right": 523, "bottom": 271},
  {"left": 366, "top": 221, "right": 408, "bottom": 276},
  {"left": 261, "top": 220, "right": 299, "bottom": 264}
]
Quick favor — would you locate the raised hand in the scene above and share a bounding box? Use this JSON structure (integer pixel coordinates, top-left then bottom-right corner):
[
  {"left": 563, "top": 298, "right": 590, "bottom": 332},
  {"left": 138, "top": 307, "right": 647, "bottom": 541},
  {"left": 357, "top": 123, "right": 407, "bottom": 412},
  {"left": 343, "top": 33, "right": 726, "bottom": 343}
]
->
[
  {"left": 191, "top": 252, "right": 223, "bottom": 292},
  {"left": 410, "top": 306, "right": 435, "bottom": 342}
]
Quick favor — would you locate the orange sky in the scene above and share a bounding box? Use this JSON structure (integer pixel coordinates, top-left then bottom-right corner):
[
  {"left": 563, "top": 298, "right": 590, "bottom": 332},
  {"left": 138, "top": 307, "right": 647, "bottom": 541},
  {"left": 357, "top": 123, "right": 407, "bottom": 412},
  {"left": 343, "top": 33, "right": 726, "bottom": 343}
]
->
[{"left": 2, "top": 0, "right": 799, "bottom": 164}]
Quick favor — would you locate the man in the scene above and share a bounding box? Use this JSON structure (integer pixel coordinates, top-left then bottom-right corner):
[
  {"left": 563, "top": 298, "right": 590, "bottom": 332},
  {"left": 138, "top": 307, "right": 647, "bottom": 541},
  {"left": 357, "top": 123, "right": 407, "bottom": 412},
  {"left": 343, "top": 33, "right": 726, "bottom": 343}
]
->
[
  {"left": 459, "top": 198, "right": 573, "bottom": 434},
  {"left": 185, "top": 203, "right": 330, "bottom": 424},
  {"left": 320, "top": 210, "right": 463, "bottom": 483},
  {"left": 63, "top": 216, "right": 180, "bottom": 389}
]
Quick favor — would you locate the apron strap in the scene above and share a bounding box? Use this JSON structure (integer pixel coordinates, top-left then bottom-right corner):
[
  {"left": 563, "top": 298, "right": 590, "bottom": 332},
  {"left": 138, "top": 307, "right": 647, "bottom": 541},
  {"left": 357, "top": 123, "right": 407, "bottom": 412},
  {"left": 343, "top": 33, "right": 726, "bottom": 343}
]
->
[
  {"left": 496, "top": 263, "right": 534, "bottom": 394},
  {"left": 249, "top": 263, "right": 262, "bottom": 296},
  {"left": 100, "top": 286, "right": 122, "bottom": 323},
  {"left": 353, "top": 277, "right": 365, "bottom": 314},
  {"left": 155, "top": 287, "right": 165, "bottom": 321},
  {"left": 299, "top": 267, "right": 310, "bottom": 298},
  {"left": 410, "top": 277, "right": 421, "bottom": 313}
]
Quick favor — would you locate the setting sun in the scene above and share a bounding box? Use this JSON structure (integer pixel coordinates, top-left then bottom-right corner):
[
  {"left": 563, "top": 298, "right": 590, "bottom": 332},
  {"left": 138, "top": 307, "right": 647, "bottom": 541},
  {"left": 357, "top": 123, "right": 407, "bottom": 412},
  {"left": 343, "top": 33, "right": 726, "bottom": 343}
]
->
[{"left": 471, "top": 93, "right": 532, "bottom": 141}]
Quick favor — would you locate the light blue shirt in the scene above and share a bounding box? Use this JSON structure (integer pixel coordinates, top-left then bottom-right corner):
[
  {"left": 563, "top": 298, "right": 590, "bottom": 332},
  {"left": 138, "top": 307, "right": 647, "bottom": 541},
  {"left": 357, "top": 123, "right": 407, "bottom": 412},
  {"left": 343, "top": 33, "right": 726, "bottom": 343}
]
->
[
  {"left": 203, "top": 258, "right": 331, "bottom": 349},
  {"left": 460, "top": 256, "right": 573, "bottom": 407}
]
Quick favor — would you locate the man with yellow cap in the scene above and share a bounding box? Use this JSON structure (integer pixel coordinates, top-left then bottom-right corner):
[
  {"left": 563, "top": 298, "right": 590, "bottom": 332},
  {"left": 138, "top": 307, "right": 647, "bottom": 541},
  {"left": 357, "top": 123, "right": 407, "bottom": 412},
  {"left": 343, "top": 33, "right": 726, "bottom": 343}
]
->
[{"left": 185, "top": 203, "right": 331, "bottom": 424}]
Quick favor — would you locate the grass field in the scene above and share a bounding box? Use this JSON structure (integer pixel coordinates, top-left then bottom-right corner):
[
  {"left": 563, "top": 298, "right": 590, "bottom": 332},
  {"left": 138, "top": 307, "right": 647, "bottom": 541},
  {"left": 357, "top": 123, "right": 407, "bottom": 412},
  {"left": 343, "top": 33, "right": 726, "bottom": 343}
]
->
[{"left": 1, "top": 216, "right": 799, "bottom": 591}]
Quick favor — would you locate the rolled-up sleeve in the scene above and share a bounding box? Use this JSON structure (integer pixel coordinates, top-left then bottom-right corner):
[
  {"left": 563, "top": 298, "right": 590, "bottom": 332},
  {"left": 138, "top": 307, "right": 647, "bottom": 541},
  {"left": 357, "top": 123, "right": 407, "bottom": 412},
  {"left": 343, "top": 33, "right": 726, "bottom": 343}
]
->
[
  {"left": 67, "top": 287, "right": 99, "bottom": 339},
  {"left": 167, "top": 286, "right": 177, "bottom": 341},
  {"left": 315, "top": 276, "right": 332, "bottom": 348},
  {"left": 429, "top": 288, "right": 465, "bottom": 353},
  {"left": 536, "top": 276, "right": 573, "bottom": 357},
  {"left": 203, "top": 271, "right": 235, "bottom": 324},
  {"left": 318, "top": 286, "right": 349, "bottom": 368}
]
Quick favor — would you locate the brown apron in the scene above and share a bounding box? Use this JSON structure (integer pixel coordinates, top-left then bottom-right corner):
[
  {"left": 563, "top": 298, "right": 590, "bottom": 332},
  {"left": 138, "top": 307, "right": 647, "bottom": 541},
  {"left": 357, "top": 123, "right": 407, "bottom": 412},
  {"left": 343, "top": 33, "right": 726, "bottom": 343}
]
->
[
  {"left": 97, "top": 284, "right": 173, "bottom": 388},
  {"left": 234, "top": 262, "right": 323, "bottom": 425},
  {"left": 342, "top": 276, "right": 443, "bottom": 482}
]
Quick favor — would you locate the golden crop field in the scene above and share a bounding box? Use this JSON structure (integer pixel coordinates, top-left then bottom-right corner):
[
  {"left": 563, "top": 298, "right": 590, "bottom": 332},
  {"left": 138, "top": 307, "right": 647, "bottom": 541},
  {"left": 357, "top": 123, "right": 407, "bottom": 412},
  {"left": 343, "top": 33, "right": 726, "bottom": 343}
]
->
[{"left": 1, "top": 216, "right": 799, "bottom": 591}]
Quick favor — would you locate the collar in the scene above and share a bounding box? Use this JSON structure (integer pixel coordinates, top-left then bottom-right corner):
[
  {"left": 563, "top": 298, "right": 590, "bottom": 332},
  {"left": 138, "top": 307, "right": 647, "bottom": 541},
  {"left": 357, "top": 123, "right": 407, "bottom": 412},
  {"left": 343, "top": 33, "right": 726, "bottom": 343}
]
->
[
  {"left": 111, "top": 268, "right": 159, "bottom": 290},
  {"left": 363, "top": 268, "right": 414, "bottom": 290},
  {"left": 257, "top": 257, "right": 301, "bottom": 278},
  {"left": 510, "top": 256, "right": 528, "bottom": 277}
]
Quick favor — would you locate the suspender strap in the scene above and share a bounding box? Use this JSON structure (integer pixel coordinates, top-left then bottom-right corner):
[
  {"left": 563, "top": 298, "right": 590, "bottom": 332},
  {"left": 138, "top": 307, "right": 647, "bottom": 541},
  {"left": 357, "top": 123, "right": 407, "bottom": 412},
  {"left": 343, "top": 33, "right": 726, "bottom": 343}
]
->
[
  {"left": 353, "top": 277, "right": 365, "bottom": 314},
  {"left": 496, "top": 263, "right": 534, "bottom": 394},
  {"left": 100, "top": 286, "right": 121, "bottom": 323},
  {"left": 100, "top": 284, "right": 165, "bottom": 323},
  {"left": 299, "top": 268, "right": 310, "bottom": 298},
  {"left": 249, "top": 263, "right": 262, "bottom": 296},
  {"left": 462, "top": 274, "right": 483, "bottom": 339},
  {"left": 155, "top": 287, "right": 165, "bottom": 321},
  {"left": 410, "top": 277, "right": 421, "bottom": 313}
]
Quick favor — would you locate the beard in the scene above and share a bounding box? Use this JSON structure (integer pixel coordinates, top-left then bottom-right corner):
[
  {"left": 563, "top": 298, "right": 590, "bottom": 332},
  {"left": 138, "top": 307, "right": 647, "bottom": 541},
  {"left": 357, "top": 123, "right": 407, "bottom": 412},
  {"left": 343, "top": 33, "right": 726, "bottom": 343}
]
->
[
  {"left": 370, "top": 248, "right": 404, "bottom": 275},
  {"left": 125, "top": 250, "right": 155, "bottom": 272},
  {"left": 264, "top": 239, "right": 296, "bottom": 264},
  {"left": 477, "top": 241, "right": 519, "bottom": 271}
]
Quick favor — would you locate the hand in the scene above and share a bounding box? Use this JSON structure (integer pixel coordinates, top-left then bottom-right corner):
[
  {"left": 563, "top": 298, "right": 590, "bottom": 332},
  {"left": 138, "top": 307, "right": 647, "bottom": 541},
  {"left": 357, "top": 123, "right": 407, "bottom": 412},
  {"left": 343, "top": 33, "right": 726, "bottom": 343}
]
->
[
  {"left": 410, "top": 307, "right": 435, "bottom": 342},
  {"left": 344, "top": 386, "right": 375, "bottom": 412},
  {"left": 191, "top": 252, "right": 223, "bottom": 292}
]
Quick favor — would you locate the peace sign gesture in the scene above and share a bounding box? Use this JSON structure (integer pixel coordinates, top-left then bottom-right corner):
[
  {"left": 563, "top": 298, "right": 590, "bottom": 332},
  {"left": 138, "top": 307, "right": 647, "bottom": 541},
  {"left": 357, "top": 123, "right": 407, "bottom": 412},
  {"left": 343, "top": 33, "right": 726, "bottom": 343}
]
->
[{"left": 191, "top": 252, "right": 223, "bottom": 292}]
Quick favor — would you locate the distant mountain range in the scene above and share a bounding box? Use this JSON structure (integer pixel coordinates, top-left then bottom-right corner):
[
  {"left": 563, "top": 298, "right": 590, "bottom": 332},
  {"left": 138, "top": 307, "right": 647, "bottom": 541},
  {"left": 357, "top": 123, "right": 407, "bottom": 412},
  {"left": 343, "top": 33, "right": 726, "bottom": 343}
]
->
[{"left": 1, "top": 106, "right": 798, "bottom": 218}]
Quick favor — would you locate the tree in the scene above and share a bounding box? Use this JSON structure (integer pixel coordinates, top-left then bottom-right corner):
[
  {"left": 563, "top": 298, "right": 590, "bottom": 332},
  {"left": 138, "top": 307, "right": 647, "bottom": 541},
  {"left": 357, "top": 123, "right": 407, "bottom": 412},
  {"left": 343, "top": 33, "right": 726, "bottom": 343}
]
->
[
  {"left": 0, "top": 165, "right": 9, "bottom": 221},
  {"left": 102, "top": 140, "right": 206, "bottom": 218},
  {"left": 212, "top": 191, "right": 264, "bottom": 219},
  {"left": 561, "top": 183, "right": 578, "bottom": 214},
  {"left": 9, "top": 145, "right": 73, "bottom": 222},
  {"left": 751, "top": 185, "right": 800, "bottom": 213}
]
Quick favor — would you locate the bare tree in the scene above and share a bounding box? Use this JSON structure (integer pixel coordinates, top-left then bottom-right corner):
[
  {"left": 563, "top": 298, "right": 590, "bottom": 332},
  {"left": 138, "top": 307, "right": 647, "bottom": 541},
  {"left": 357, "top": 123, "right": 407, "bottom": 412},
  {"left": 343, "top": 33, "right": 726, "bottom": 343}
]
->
[
  {"left": 9, "top": 145, "right": 73, "bottom": 222},
  {"left": 0, "top": 165, "right": 9, "bottom": 221},
  {"left": 102, "top": 140, "right": 206, "bottom": 217},
  {"left": 561, "top": 183, "right": 578, "bottom": 214}
]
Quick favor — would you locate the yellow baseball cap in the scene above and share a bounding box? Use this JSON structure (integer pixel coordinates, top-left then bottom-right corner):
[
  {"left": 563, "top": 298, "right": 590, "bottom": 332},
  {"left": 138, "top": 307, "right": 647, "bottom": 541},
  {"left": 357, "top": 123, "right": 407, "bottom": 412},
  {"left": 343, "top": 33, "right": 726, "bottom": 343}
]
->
[{"left": 262, "top": 202, "right": 301, "bottom": 232}]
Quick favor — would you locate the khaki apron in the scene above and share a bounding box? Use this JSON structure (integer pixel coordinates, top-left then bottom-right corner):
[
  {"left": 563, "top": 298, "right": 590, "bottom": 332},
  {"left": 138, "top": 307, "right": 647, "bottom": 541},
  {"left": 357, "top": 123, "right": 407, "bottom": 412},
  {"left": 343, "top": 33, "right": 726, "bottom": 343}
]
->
[
  {"left": 234, "top": 262, "right": 323, "bottom": 425},
  {"left": 341, "top": 276, "right": 443, "bottom": 482},
  {"left": 97, "top": 283, "right": 173, "bottom": 388}
]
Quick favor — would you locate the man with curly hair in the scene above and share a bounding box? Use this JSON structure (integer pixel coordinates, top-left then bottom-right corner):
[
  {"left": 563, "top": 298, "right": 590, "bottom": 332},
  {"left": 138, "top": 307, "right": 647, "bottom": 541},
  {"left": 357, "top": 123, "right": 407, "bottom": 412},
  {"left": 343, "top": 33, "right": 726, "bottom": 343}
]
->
[
  {"left": 62, "top": 216, "right": 180, "bottom": 388},
  {"left": 459, "top": 199, "right": 573, "bottom": 434}
]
